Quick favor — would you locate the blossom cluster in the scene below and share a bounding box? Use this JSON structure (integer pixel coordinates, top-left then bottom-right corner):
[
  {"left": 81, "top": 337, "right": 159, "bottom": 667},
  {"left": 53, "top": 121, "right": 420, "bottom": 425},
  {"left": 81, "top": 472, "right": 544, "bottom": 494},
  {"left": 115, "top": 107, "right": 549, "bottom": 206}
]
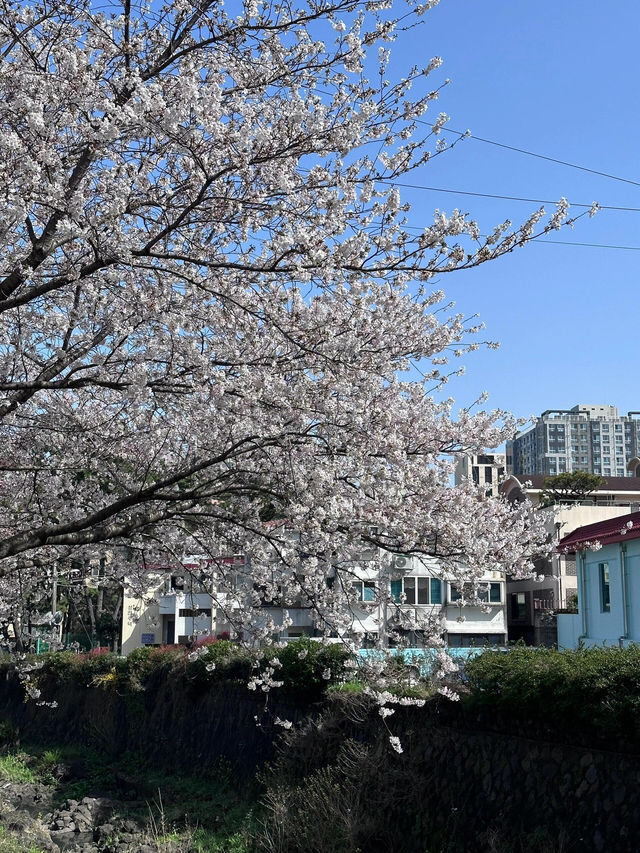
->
[{"left": 0, "top": 0, "right": 557, "bottom": 646}]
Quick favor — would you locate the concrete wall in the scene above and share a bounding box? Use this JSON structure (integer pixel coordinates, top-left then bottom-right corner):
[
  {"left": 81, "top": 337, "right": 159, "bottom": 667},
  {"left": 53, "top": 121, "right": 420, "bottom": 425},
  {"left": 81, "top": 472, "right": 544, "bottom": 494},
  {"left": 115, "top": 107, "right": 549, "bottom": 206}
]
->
[
  {"left": 557, "top": 611, "right": 582, "bottom": 650},
  {"left": 121, "top": 573, "right": 166, "bottom": 655}
]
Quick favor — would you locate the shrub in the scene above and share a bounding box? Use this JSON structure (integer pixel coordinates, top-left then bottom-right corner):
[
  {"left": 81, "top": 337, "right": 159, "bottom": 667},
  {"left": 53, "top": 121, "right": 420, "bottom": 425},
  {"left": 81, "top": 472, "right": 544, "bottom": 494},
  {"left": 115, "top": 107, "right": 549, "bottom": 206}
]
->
[
  {"left": 261, "top": 638, "right": 352, "bottom": 701},
  {"left": 16, "top": 638, "right": 351, "bottom": 704},
  {"left": 124, "top": 645, "right": 186, "bottom": 691},
  {"left": 87, "top": 646, "right": 111, "bottom": 657},
  {"left": 186, "top": 640, "right": 253, "bottom": 689},
  {"left": 463, "top": 644, "right": 640, "bottom": 750},
  {"left": 194, "top": 635, "right": 219, "bottom": 648},
  {"left": 74, "top": 650, "right": 122, "bottom": 686}
]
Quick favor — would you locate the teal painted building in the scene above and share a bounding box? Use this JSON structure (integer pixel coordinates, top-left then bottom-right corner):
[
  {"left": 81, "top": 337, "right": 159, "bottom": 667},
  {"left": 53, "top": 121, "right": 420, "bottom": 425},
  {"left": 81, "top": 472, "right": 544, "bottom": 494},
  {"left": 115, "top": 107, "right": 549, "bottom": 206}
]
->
[{"left": 557, "top": 511, "right": 640, "bottom": 649}]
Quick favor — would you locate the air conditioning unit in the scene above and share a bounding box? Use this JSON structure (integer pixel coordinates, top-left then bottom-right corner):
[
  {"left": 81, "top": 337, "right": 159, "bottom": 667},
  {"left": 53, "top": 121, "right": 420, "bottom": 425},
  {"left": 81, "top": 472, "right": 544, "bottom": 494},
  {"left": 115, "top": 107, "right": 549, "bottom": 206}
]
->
[{"left": 394, "top": 556, "right": 409, "bottom": 569}]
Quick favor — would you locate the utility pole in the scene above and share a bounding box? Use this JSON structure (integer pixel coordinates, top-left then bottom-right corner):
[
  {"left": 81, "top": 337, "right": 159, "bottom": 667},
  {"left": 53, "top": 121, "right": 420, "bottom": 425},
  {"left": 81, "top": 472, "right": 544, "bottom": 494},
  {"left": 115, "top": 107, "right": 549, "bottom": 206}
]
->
[
  {"left": 51, "top": 563, "right": 59, "bottom": 648},
  {"left": 51, "top": 564, "right": 57, "bottom": 617}
]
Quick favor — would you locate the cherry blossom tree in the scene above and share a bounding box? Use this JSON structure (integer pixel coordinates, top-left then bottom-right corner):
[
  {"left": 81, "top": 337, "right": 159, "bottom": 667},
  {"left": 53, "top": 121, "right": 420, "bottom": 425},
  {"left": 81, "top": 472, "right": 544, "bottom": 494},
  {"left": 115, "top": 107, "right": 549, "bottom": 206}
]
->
[{"left": 0, "top": 0, "right": 567, "bottom": 644}]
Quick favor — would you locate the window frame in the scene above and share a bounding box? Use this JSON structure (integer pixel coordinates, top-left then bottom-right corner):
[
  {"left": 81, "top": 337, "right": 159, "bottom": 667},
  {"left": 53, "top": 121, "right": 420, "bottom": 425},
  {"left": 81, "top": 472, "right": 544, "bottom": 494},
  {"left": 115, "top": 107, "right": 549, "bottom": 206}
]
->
[
  {"left": 449, "top": 581, "right": 502, "bottom": 605},
  {"left": 178, "top": 607, "right": 212, "bottom": 618},
  {"left": 390, "top": 576, "right": 442, "bottom": 606},
  {"left": 599, "top": 562, "right": 611, "bottom": 613},
  {"left": 353, "top": 580, "right": 377, "bottom": 602}
]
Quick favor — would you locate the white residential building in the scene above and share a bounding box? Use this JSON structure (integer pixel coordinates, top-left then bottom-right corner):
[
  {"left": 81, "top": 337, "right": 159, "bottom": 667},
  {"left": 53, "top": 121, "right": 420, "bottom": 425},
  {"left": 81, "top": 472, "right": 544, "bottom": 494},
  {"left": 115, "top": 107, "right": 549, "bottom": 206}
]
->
[
  {"left": 121, "top": 557, "right": 231, "bottom": 654},
  {"left": 122, "top": 551, "right": 507, "bottom": 653},
  {"left": 454, "top": 452, "right": 506, "bottom": 498}
]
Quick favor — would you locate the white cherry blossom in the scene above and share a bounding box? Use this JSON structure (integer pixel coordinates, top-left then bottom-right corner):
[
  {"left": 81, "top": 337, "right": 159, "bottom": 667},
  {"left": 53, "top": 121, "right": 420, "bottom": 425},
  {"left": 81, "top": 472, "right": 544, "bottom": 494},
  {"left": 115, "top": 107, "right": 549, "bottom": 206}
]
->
[{"left": 0, "top": 0, "right": 560, "bottom": 645}]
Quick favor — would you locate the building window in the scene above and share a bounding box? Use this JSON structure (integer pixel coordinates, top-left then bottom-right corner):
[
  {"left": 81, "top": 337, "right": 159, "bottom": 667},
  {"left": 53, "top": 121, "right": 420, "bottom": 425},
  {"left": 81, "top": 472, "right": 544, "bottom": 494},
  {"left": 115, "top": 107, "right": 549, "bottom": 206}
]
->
[
  {"left": 404, "top": 576, "right": 428, "bottom": 605},
  {"left": 178, "top": 608, "right": 212, "bottom": 618},
  {"left": 485, "top": 583, "right": 502, "bottom": 603},
  {"left": 354, "top": 581, "right": 376, "bottom": 602},
  {"left": 390, "top": 577, "right": 442, "bottom": 605},
  {"left": 599, "top": 563, "right": 610, "bottom": 612},
  {"left": 450, "top": 582, "right": 501, "bottom": 604}
]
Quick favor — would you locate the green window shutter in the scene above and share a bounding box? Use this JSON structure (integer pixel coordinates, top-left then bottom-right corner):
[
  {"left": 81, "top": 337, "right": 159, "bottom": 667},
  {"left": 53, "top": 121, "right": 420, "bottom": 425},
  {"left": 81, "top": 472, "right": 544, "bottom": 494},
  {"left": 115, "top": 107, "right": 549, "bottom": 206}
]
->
[
  {"left": 390, "top": 580, "right": 402, "bottom": 602},
  {"left": 430, "top": 578, "right": 442, "bottom": 604}
]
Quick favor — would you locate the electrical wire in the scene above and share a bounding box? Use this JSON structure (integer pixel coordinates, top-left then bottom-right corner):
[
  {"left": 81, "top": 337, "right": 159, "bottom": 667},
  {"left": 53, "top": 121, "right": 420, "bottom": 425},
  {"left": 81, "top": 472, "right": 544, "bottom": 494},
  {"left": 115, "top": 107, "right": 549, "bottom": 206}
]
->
[
  {"left": 534, "top": 239, "right": 640, "bottom": 251},
  {"left": 376, "top": 180, "right": 640, "bottom": 212},
  {"left": 361, "top": 221, "right": 640, "bottom": 250},
  {"left": 435, "top": 125, "right": 640, "bottom": 189}
]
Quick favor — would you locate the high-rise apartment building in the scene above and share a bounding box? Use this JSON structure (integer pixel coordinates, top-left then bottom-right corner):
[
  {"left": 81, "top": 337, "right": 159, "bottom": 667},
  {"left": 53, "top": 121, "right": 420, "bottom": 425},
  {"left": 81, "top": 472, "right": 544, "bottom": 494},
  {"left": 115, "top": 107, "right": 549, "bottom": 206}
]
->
[
  {"left": 506, "top": 404, "right": 640, "bottom": 478},
  {"left": 454, "top": 452, "right": 506, "bottom": 497}
]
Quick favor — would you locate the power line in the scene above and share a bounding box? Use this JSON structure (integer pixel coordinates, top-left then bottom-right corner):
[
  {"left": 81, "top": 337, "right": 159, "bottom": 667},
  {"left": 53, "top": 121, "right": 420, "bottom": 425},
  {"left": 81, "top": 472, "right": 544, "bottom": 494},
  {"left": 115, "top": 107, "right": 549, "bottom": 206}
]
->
[
  {"left": 377, "top": 180, "right": 640, "bottom": 212},
  {"left": 312, "top": 83, "right": 640, "bottom": 189},
  {"left": 361, "top": 222, "right": 640, "bottom": 250},
  {"left": 434, "top": 124, "right": 640, "bottom": 189},
  {"left": 534, "top": 239, "right": 640, "bottom": 251}
]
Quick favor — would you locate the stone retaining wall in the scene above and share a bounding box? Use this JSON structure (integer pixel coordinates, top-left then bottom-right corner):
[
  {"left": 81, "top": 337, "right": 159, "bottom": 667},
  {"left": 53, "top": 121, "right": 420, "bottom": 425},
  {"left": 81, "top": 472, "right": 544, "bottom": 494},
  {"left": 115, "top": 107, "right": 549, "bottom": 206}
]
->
[{"left": 0, "top": 674, "right": 638, "bottom": 850}]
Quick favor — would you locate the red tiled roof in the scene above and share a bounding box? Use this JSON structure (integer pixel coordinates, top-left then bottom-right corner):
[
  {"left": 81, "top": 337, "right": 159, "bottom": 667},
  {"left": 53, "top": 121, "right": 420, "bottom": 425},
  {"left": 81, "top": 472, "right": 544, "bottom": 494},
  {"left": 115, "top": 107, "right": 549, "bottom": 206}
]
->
[{"left": 558, "top": 510, "right": 640, "bottom": 552}]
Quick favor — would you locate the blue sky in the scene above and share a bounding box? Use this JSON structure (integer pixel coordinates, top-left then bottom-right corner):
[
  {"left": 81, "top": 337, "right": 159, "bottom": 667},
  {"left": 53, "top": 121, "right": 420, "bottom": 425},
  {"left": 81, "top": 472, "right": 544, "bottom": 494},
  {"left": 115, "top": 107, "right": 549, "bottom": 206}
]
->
[{"left": 385, "top": 0, "right": 640, "bottom": 423}]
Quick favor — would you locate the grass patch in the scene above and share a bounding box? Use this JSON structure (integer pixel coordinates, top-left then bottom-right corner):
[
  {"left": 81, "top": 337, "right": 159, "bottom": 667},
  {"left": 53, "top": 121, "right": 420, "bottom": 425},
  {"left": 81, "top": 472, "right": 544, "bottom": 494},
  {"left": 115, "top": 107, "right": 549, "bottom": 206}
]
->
[
  {"left": 191, "top": 821, "right": 256, "bottom": 853},
  {"left": 0, "top": 753, "right": 35, "bottom": 783},
  {"left": 0, "top": 825, "right": 45, "bottom": 853},
  {"left": 327, "top": 680, "right": 364, "bottom": 694},
  {"left": 1, "top": 743, "right": 260, "bottom": 852}
]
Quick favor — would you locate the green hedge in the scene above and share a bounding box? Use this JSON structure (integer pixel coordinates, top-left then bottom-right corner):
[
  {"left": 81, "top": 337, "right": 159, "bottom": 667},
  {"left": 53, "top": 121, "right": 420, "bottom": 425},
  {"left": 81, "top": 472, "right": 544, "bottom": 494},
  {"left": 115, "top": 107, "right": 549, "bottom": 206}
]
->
[
  {"left": 462, "top": 644, "right": 640, "bottom": 749},
  {"left": 259, "top": 637, "right": 352, "bottom": 700},
  {"left": 7, "top": 638, "right": 353, "bottom": 704}
]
